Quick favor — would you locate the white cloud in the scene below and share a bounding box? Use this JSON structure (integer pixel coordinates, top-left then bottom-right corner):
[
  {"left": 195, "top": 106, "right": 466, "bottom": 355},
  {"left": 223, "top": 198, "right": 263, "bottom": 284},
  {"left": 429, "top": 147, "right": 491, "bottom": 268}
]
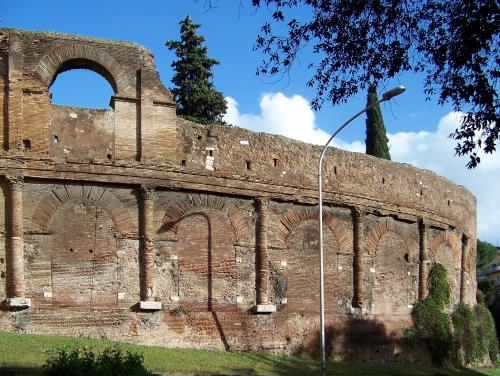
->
[
  {"left": 388, "top": 112, "right": 500, "bottom": 245},
  {"left": 224, "top": 94, "right": 500, "bottom": 245},
  {"left": 224, "top": 93, "right": 364, "bottom": 152}
]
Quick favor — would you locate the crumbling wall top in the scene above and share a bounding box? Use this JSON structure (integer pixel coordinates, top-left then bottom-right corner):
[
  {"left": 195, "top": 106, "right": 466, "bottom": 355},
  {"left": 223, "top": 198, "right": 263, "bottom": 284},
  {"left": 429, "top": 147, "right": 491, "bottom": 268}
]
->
[{"left": 0, "top": 27, "right": 173, "bottom": 102}]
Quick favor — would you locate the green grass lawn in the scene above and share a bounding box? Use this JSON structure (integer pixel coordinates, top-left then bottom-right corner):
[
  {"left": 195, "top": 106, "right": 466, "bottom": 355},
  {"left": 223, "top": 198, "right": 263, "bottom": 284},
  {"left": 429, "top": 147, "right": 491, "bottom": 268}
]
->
[{"left": 0, "top": 331, "right": 498, "bottom": 375}]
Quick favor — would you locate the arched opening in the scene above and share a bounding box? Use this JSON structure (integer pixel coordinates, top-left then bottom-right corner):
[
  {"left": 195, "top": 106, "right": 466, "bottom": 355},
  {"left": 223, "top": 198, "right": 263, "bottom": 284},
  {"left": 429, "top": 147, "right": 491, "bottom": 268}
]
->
[
  {"left": 176, "top": 210, "right": 236, "bottom": 311},
  {"left": 434, "top": 244, "right": 460, "bottom": 308},
  {"left": 48, "top": 199, "right": 118, "bottom": 309},
  {"left": 286, "top": 220, "right": 340, "bottom": 313},
  {"left": 50, "top": 64, "right": 115, "bottom": 109},
  {"left": 48, "top": 60, "right": 116, "bottom": 159},
  {"left": 372, "top": 231, "right": 411, "bottom": 315}
]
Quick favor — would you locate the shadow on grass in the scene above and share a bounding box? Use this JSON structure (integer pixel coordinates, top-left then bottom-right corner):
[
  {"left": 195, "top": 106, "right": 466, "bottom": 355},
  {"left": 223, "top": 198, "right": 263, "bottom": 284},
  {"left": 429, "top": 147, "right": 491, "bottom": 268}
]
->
[
  {"left": 227, "top": 316, "right": 492, "bottom": 376},
  {"left": 0, "top": 366, "right": 42, "bottom": 376},
  {"left": 233, "top": 351, "right": 490, "bottom": 376}
]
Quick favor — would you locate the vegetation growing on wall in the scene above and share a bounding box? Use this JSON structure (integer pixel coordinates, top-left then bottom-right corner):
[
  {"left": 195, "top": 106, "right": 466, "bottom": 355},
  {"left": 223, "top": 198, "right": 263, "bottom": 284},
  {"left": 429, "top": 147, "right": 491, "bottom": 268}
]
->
[
  {"left": 408, "top": 262, "right": 499, "bottom": 366},
  {"left": 411, "top": 263, "right": 452, "bottom": 366},
  {"left": 475, "top": 294, "right": 499, "bottom": 362},
  {"left": 452, "top": 303, "right": 478, "bottom": 365}
]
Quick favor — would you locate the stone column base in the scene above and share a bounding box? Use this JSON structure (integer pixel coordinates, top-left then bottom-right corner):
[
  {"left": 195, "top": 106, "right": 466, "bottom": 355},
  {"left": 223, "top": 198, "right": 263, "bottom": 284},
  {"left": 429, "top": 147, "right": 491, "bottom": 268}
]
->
[
  {"left": 6, "top": 297, "right": 31, "bottom": 308},
  {"left": 139, "top": 301, "right": 162, "bottom": 310},
  {"left": 253, "top": 304, "right": 276, "bottom": 314}
]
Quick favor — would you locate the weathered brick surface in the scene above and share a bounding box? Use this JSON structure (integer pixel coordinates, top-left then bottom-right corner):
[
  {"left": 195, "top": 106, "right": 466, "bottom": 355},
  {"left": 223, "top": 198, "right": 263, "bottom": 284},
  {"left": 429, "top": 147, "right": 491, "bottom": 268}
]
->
[
  {"left": 0, "top": 28, "right": 477, "bottom": 363},
  {"left": 50, "top": 105, "right": 114, "bottom": 159}
]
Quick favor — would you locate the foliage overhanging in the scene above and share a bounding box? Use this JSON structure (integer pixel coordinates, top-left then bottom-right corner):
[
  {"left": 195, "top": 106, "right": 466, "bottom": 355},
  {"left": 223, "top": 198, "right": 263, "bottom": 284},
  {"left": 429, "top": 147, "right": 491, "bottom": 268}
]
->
[{"left": 205, "top": 0, "right": 499, "bottom": 168}]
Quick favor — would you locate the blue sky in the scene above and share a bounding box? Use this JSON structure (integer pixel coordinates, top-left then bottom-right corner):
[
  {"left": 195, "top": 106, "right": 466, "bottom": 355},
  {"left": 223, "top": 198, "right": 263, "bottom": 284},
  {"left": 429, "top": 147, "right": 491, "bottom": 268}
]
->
[{"left": 3, "top": 0, "right": 499, "bottom": 244}]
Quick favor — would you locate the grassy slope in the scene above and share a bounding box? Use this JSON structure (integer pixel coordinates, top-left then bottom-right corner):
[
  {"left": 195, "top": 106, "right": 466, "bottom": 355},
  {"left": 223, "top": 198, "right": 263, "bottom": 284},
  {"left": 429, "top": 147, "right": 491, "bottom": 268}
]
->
[{"left": 0, "top": 331, "right": 498, "bottom": 376}]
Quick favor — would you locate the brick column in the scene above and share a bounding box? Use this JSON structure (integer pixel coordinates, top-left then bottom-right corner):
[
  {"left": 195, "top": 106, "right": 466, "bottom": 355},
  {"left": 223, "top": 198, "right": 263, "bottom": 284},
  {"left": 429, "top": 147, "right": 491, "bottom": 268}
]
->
[
  {"left": 352, "top": 208, "right": 364, "bottom": 308},
  {"left": 140, "top": 185, "right": 155, "bottom": 302},
  {"left": 7, "top": 37, "right": 24, "bottom": 151},
  {"left": 6, "top": 176, "right": 30, "bottom": 307},
  {"left": 256, "top": 197, "right": 270, "bottom": 305},
  {"left": 460, "top": 234, "right": 469, "bottom": 303},
  {"left": 418, "top": 219, "right": 428, "bottom": 300}
]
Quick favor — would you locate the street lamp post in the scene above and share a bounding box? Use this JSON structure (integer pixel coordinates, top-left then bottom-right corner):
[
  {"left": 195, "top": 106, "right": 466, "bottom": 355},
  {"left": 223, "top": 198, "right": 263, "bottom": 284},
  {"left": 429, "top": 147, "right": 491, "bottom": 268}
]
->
[{"left": 317, "top": 86, "right": 406, "bottom": 376}]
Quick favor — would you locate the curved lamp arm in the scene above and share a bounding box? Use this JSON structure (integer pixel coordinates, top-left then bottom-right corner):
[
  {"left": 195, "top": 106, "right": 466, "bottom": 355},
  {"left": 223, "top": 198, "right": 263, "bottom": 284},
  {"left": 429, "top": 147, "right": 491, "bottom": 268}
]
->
[{"left": 317, "top": 85, "right": 405, "bottom": 376}]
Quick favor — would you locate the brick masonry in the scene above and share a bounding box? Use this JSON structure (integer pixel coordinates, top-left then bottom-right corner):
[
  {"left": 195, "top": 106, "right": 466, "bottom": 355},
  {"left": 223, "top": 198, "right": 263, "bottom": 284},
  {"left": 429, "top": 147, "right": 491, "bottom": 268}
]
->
[{"left": 0, "top": 28, "right": 477, "bottom": 362}]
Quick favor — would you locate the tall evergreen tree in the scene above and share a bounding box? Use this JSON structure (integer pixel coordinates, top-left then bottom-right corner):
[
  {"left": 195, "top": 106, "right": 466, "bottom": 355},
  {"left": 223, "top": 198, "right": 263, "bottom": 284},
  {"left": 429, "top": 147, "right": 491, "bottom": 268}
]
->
[
  {"left": 365, "top": 85, "right": 391, "bottom": 160},
  {"left": 166, "top": 16, "right": 227, "bottom": 123}
]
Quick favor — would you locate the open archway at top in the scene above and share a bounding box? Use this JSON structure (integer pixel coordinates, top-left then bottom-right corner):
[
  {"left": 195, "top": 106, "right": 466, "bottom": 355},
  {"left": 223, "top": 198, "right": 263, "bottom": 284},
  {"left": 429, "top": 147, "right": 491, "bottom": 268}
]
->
[{"left": 50, "top": 68, "right": 114, "bottom": 109}]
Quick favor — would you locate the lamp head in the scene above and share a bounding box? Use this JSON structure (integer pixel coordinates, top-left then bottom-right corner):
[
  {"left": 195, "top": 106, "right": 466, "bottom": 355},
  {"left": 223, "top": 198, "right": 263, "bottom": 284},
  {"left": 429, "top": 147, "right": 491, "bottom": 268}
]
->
[{"left": 382, "top": 86, "right": 406, "bottom": 101}]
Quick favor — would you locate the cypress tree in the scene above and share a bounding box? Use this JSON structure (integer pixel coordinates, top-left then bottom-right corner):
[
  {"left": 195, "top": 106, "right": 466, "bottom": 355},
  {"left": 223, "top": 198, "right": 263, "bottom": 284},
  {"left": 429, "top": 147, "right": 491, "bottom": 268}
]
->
[
  {"left": 166, "top": 16, "right": 227, "bottom": 124},
  {"left": 365, "top": 85, "right": 391, "bottom": 160}
]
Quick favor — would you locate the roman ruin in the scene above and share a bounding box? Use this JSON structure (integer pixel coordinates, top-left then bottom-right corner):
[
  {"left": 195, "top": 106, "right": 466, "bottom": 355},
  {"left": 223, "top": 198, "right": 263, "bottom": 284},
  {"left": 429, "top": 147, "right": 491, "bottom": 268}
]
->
[{"left": 0, "top": 28, "right": 476, "bottom": 360}]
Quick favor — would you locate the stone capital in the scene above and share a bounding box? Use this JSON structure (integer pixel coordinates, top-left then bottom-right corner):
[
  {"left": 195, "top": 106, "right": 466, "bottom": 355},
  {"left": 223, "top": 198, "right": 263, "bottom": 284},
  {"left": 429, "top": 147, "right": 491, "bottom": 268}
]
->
[
  {"left": 6, "top": 175, "right": 24, "bottom": 190},
  {"left": 255, "top": 197, "right": 270, "bottom": 210},
  {"left": 418, "top": 217, "right": 428, "bottom": 227},
  {"left": 352, "top": 206, "right": 365, "bottom": 221},
  {"left": 140, "top": 185, "right": 154, "bottom": 200}
]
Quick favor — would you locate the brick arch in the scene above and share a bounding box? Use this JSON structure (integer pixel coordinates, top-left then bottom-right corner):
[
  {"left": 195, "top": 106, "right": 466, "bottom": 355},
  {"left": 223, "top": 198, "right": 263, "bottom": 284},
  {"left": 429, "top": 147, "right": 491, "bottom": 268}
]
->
[
  {"left": 33, "top": 185, "right": 136, "bottom": 237},
  {"left": 35, "top": 43, "right": 133, "bottom": 95},
  {"left": 429, "top": 231, "right": 462, "bottom": 265},
  {"left": 275, "top": 207, "right": 349, "bottom": 252},
  {"left": 366, "top": 217, "right": 412, "bottom": 256},
  {"left": 160, "top": 194, "right": 251, "bottom": 244}
]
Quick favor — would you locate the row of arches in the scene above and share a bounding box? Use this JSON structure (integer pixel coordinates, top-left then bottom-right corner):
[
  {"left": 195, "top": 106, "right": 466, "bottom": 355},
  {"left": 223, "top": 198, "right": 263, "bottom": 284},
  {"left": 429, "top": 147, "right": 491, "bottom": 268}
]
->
[{"left": 28, "top": 187, "right": 469, "bottom": 314}]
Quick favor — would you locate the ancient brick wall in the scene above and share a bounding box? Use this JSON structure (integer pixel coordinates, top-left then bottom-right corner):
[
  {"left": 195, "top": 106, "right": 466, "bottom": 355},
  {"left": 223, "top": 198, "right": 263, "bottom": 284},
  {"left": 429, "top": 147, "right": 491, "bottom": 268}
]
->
[{"left": 0, "top": 28, "right": 477, "bottom": 362}]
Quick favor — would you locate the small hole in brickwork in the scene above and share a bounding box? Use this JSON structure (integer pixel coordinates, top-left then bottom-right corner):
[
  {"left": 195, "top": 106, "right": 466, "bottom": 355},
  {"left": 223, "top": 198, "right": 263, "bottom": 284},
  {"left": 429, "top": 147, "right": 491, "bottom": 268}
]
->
[
  {"left": 273, "top": 158, "right": 278, "bottom": 167},
  {"left": 89, "top": 249, "right": 93, "bottom": 253},
  {"left": 246, "top": 161, "right": 252, "bottom": 170},
  {"left": 181, "top": 160, "right": 187, "bottom": 166},
  {"left": 420, "top": 189, "right": 423, "bottom": 196},
  {"left": 447, "top": 200, "right": 451, "bottom": 206},
  {"left": 333, "top": 166, "right": 337, "bottom": 175},
  {"left": 22, "top": 139, "right": 31, "bottom": 150},
  {"left": 53, "top": 135, "right": 59, "bottom": 144},
  {"left": 404, "top": 253, "right": 409, "bottom": 262},
  {"left": 107, "top": 154, "right": 112, "bottom": 160},
  {"left": 209, "top": 150, "right": 213, "bottom": 157},
  {"left": 69, "top": 248, "right": 74, "bottom": 252},
  {"left": 382, "top": 177, "right": 385, "bottom": 184},
  {"left": 22, "top": 89, "right": 31, "bottom": 96},
  {"left": 197, "top": 135, "right": 202, "bottom": 140}
]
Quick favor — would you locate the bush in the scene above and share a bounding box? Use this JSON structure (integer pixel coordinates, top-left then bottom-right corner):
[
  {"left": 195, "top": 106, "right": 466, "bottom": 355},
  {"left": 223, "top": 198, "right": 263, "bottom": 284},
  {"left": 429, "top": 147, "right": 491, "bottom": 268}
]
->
[
  {"left": 477, "top": 279, "right": 496, "bottom": 306},
  {"left": 412, "top": 298, "right": 452, "bottom": 365},
  {"left": 408, "top": 262, "right": 498, "bottom": 367},
  {"left": 475, "top": 302, "right": 499, "bottom": 362},
  {"left": 402, "top": 327, "right": 417, "bottom": 348},
  {"left": 489, "top": 293, "right": 500, "bottom": 342},
  {"left": 42, "top": 346, "right": 154, "bottom": 376},
  {"left": 411, "top": 263, "right": 453, "bottom": 366},
  {"left": 450, "top": 301, "right": 499, "bottom": 365},
  {"left": 452, "top": 303, "right": 478, "bottom": 365}
]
